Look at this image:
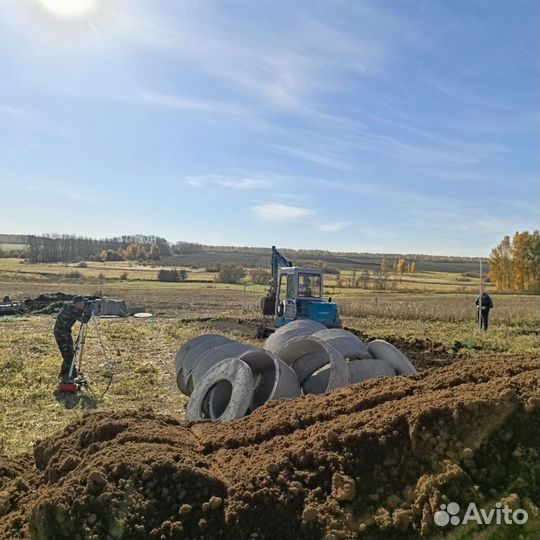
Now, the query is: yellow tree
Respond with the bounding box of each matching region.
[124,243,147,260]
[149,243,161,260]
[525,231,540,291]
[396,258,407,275]
[511,231,530,291]
[408,262,416,273]
[380,257,389,273]
[489,236,512,291]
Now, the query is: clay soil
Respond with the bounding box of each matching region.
[1,355,538,540]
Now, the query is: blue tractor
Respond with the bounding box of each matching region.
[260,246,341,329]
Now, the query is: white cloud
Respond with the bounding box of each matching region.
[133,90,247,117]
[1,176,100,203]
[319,222,349,232]
[0,104,35,119]
[272,144,354,171]
[109,3,396,111]
[253,203,314,221]
[187,175,271,190]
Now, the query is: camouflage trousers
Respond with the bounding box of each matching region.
[54,331,75,376]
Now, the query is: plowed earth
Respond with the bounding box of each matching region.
[1,355,538,540]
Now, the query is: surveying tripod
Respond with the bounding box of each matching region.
[58,314,112,394]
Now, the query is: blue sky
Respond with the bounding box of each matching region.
[0,0,537,256]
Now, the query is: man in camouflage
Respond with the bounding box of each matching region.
[54,296,91,381]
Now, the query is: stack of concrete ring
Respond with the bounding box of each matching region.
[175,320,418,422]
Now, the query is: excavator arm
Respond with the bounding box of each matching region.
[261,246,292,317]
[270,245,292,291]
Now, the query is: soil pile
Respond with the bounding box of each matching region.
[0,355,538,540]
[344,327,458,369]
[17,293,101,315]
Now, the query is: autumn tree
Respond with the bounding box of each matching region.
[250,268,271,285]
[489,236,513,291]
[99,249,124,262]
[526,231,540,291]
[124,243,147,260]
[489,231,539,292]
[396,258,407,275]
[149,243,161,260]
[374,258,392,290]
[217,263,246,284]
[511,231,530,290]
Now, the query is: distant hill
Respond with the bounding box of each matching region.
[0,234,27,245]
[0,233,485,273]
[162,249,484,274]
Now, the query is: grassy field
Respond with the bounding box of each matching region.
[0,258,538,456]
[161,249,484,273]
[0,243,25,252]
[0,257,489,293]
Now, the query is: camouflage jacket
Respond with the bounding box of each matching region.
[54,302,87,334]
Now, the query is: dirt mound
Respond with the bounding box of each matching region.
[1,355,538,540]
[16,292,101,315]
[344,327,459,370]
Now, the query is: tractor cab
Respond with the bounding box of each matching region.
[275,267,340,328]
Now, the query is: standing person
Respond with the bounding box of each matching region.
[54,296,91,381]
[475,292,493,331]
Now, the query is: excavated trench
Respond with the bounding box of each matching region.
[0,355,538,540]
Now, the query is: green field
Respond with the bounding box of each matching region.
[0,243,26,252]
[162,249,484,273]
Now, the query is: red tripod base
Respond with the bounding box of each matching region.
[57,382,81,393]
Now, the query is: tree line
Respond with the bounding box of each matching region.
[26,234,170,263]
[489,231,539,292]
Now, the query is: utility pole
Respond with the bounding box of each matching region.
[478,257,483,329]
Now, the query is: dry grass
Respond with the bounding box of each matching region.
[0,269,538,456]
[0,313,262,456]
[340,293,538,325]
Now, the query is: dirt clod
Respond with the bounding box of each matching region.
[331,473,356,502]
[302,506,318,522]
[179,504,191,516]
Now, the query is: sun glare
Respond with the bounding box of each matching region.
[38,0,96,18]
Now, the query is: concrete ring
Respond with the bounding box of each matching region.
[275,335,349,391]
[186,358,254,422]
[366,340,417,375]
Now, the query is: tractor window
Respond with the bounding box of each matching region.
[279,274,289,300]
[287,276,295,299]
[279,274,295,300]
[298,273,321,298]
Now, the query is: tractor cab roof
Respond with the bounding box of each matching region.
[278,266,323,275]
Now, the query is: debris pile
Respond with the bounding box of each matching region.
[1,292,141,317]
[0,355,538,540]
[177,320,418,421]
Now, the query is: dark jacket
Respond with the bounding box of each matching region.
[475,293,493,310]
[54,302,87,334]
